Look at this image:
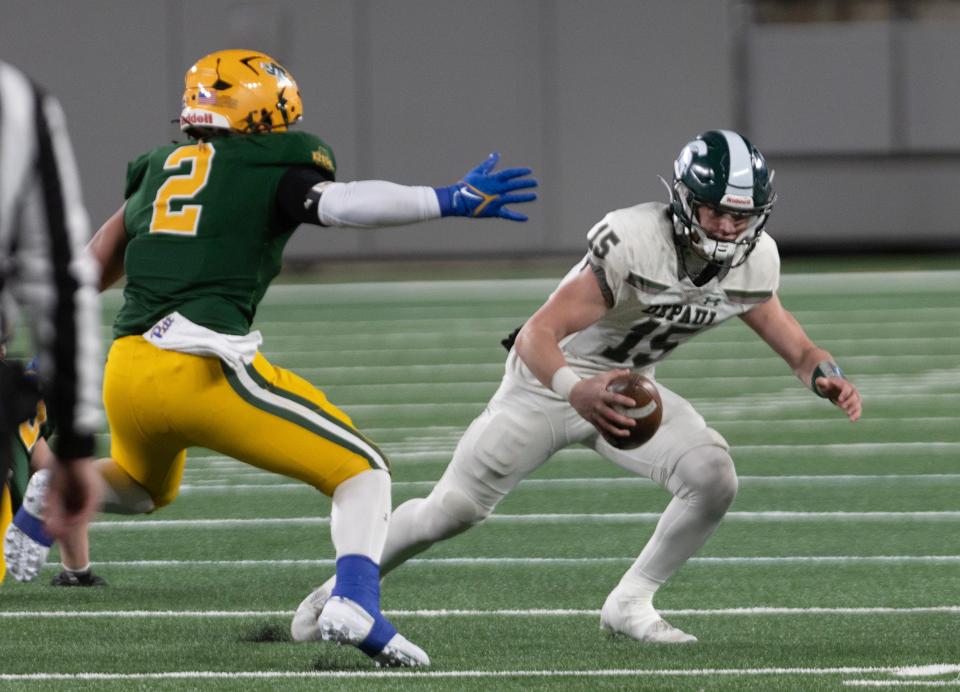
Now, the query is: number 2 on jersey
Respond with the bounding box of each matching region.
[149,143,215,235]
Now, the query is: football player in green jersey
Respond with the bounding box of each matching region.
[0,356,106,586]
[0,355,50,587]
[1,355,106,587]
[7,49,536,667]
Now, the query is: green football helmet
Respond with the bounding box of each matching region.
[670,130,776,272]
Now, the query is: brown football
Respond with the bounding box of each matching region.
[603,373,663,449]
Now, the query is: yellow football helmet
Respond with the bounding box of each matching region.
[180,49,303,134]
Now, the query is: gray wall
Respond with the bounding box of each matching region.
[2,1,958,261]
[745,16,960,249]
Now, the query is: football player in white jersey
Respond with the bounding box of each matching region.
[292,130,862,645]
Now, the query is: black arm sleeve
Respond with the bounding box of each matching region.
[275,166,335,226]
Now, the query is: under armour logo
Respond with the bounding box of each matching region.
[703,296,722,306]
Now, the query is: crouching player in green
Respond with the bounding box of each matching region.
[2,355,106,587]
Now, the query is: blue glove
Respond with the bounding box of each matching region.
[435,153,538,222]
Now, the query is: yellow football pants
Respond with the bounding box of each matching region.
[104,336,388,508]
[0,484,11,584]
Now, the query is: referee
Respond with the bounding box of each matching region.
[0,61,102,555]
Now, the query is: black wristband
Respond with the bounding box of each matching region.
[810,361,845,398]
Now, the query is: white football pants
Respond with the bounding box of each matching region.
[379,351,737,588]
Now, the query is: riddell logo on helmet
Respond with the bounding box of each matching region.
[181,112,214,125]
[721,194,753,208]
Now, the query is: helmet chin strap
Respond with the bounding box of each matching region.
[671,215,732,287]
[675,237,730,287]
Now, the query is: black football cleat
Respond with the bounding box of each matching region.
[50,569,107,587]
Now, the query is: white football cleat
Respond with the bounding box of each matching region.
[318,595,430,667]
[600,586,697,644]
[290,578,334,642]
[3,469,53,583]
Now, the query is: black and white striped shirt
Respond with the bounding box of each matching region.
[0,61,101,460]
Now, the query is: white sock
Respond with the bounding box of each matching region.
[329,469,391,561]
[319,491,464,595]
[616,569,663,607]
[62,562,92,575]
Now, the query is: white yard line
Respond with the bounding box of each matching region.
[257,350,957,363]
[174,474,960,492]
[287,360,960,377]
[87,511,960,530]
[229,440,960,467]
[2,664,959,682]
[250,326,960,339]
[42,555,960,568]
[845,681,960,688]
[180,271,945,301]
[383,443,960,462]
[2,607,958,619]
[359,417,957,436]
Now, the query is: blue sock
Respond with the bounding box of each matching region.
[12,507,53,547]
[330,554,397,657]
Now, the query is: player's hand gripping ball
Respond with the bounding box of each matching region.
[604,373,662,449]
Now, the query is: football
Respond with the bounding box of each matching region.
[604,373,663,449]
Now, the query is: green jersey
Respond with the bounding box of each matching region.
[115,131,336,337]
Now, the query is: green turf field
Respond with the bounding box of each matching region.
[1,267,959,690]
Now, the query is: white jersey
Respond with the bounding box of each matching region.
[557,201,779,376]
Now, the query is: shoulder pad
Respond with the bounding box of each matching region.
[723,233,781,304]
[226,132,337,180]
[124,145,176,199]
[271,132,337,179]
[586,202,675,305]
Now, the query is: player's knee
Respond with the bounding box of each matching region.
[675,446,738,518]
[697,448,738,517]
[432,486,491,534]
[96,459,156,515]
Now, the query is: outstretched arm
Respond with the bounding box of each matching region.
[277,153,537,228]
[514,267,638,440]
[740,295,862,421]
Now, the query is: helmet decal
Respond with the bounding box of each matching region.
[259,61,294,87]
[212,59,232,91]
[674,140,707,179]
[718,128,756,206]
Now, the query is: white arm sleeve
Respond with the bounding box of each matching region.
[314,180,442,228]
